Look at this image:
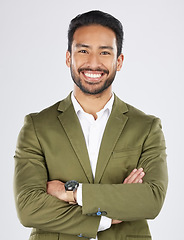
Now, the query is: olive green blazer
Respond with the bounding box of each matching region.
[14,93,168,240]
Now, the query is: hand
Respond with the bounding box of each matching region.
[47,180,69,202]
[111,219,122,224]
[123,168,145,184]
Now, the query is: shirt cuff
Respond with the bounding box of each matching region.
[76,183,83,206]
[98,216,111,232]
[76,183,111,232]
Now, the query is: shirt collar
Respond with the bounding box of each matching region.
[71,92,114,116]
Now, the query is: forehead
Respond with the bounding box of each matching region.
[72,25,117,48]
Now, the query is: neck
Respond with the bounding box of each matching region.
[73,86,113,119]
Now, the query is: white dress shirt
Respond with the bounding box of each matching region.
[71,93,114,240]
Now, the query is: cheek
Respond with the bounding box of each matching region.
[105,57,117,70]
[70,59,79,72]
[72,56,86,70]
[108,62,118,73]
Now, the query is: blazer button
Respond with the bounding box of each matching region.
[96,211,102,216]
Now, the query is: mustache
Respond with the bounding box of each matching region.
[78,68,109,75]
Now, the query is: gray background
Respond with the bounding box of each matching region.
[1,0,183,239]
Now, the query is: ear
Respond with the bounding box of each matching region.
[116,53,124,71]
[66,51,71,67]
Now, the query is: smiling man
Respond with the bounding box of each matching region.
[14,10,168,240]
[67,24,122,96]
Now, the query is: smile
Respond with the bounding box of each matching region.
[80,70,106,82]
[84,72,103,79]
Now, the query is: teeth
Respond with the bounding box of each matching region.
[84,73,102,78]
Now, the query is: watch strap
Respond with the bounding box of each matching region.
[66,191,77,204]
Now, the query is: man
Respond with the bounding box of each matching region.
[14,10,168,240]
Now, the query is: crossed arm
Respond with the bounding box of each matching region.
[47,168,145,225]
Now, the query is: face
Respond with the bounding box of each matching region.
[66,25,124,95]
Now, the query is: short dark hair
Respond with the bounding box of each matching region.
[67,10,124,57]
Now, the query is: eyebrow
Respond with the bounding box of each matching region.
[75,43,91,48]
[99,46,114,50]
[75,43,114,50]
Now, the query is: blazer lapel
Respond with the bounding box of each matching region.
[94,95,129,183]
[57,94,93,183]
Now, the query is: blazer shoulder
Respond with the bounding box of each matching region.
[115,95,156,120]
[117,99,161,131]
[26,93,72,123]
[124,102,157,121]
[29,101,61,120]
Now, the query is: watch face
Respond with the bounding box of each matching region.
[65,180,79,191]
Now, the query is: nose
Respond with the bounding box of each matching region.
[86,53,101,69]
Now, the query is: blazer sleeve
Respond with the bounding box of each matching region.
[82,118,168,221]
[14,114,100,239]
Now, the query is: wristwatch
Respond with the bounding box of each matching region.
[65,180,79,204]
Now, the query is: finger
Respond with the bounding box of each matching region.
[123,169,137,183]
[126,168,142,183]
[124,168,144,184]
[130,169,145,183]
[112,219,122,224]
[133,171,145,183]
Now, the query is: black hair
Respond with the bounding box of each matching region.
[67,10,124,57]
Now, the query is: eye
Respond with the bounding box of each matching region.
[79,49,88,54]
[101,51,111,55]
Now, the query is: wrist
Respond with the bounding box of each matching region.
[73,189,77,202]
[66,191,76,204]
[65,180,79,204]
